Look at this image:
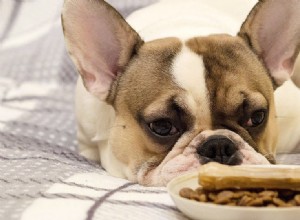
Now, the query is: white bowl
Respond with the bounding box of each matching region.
[167,167,300,220]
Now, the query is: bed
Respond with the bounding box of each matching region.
[0,0,299,219]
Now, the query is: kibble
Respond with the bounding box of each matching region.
[295,195,300,205]
[179,187,300,207]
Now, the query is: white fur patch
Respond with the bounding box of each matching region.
[275,80,300,153]
[171,44,211,125]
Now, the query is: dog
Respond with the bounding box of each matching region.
[62,0,300,186]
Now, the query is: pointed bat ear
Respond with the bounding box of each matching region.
[238,0,300,87]
[62,0,143,101]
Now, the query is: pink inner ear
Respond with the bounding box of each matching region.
[255,1,300,85]
[75,12,122,74]
[63,0,128,99]
[282,57,294,72]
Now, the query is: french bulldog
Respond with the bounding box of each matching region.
[62,0,300,186]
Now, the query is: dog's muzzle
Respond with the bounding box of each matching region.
[197,135,242,165]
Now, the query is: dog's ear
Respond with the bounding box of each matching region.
[238,0,300,87]
[62,0,143,101]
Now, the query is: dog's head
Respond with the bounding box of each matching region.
[62,0,300,185]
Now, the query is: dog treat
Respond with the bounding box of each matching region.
[198,163,300,191]
[179,163,300,207]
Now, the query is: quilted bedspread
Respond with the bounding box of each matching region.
[0,0,299,220]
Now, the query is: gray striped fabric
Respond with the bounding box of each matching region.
[0,0,299,220]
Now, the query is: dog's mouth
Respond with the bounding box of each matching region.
[136,129,270,186]
[198,152,243,166]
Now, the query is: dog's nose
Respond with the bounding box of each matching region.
[197,135,239,165]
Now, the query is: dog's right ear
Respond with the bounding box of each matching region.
[238,0,300,88]
[62,0,143,101]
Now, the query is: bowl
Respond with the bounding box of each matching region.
[167,166,300,220]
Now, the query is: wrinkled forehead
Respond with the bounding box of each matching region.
[185,34,273,91]
[117,35,274,116]
[180,35,274,115]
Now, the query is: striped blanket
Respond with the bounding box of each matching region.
[0,0,299,220]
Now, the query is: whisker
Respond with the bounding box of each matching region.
[108,124,126,130]
[275,116,300,119]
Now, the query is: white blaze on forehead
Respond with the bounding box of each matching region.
[171,44,211,125]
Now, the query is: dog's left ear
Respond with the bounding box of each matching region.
[238,0,300,87]
[62,0,143,101]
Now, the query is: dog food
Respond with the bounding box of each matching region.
[180,187,300,207]
[179,163,300,207]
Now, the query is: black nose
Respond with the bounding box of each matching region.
[197,135,240,165]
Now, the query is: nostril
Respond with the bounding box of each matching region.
[199,145,216,158]
[197,135,238,164]
[224,142,236,156]
[197,143,212,158]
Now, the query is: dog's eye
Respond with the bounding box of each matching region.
[149,119,178,136]
[246,110,266,127]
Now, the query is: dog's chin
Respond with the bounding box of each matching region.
[136,146,270,186]
[137,153,201,186]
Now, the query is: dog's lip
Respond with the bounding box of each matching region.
[198,151,242,165]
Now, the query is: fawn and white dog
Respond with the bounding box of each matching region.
[62,0,300,186]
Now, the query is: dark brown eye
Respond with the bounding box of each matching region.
[149,119,178,136]
[246,110,266,127]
